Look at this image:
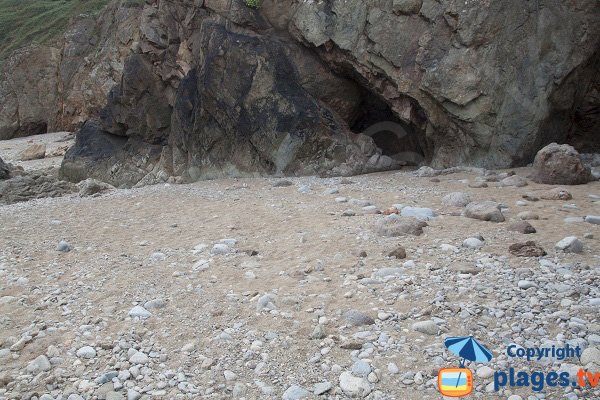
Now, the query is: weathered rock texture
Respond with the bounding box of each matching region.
[0,156,10,180]
[7,0,596,186]
[0,2,142,140]
[530,143,594,185]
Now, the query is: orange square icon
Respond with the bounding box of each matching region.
[438,368,473,397]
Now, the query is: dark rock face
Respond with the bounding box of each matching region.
[530,143,594,185]
[62,1,380,186]
[0,156,10,180]
[55,0,600,186]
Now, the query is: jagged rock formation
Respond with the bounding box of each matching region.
[0,2,141,140]
[0,156,10,180]
[4,0,599,186]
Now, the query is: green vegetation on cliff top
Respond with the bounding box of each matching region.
[0,0,111,65]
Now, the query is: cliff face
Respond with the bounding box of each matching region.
[3,0,599,186]
[0,2,141,140]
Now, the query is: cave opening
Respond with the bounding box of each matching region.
[347,87,428,166]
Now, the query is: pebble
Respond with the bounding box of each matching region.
[129,351,149,364]
[400,206,437,220]
[128,306,151,320]
[442,192,472,207]
[343,310,375,326]
[462,237,484,249]
[555,236,583,253]
[338,372,371,398]
[518,280,536,289]
[282,385,310,399]
[351,360,372,377]
[211,243,230,255]
[412,320,439,335]
[313,381,332,395]
[76,346,97,359]
[56,240,72,252]
[585,215,600,225]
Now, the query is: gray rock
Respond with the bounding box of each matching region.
[129,351,149,364]
[374,214,428,237]
[555,236,583,253]
[463,201,505,222]
[105,393,125,400]
[508,221,536,234]
[26,355,51,373]
[351,361,372,377]
[76,346,97,359]
[144,298,167,310]
[500,175,528,187]
[412,320,439,335]
[282,385,310,400]
[56,240,72,252]
[400,206,437,220]
[392,0,422,14]
[313,381,333,395]
[128,306,151,320]
[442,192,472,207]
[462,238,484,249]
[585,215,600,225]
[256,294,277,312]
[127,390,142,400]
[581,347,599,366]
[77,178,114,197]
[338,371,371,398]
[518,280,536,289]
[211,243,230,255]
[343,310,375,326]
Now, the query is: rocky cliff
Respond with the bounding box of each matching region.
[2,0,599,186]
[0,1,141,140]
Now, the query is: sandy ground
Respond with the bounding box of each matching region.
[0,133,599,400]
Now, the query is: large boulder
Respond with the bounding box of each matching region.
[0,171,77,204]
[530,143,594,185]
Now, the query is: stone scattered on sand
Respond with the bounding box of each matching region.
[343,310,375,326]
[374,214,427,237]
[508,221,536,234]
[77,178,115,197]
[500,175,528,187]
[509,241,547,257]
[19,143,46,161]
[555,237,583,254]
[531,143,594,185]
[412,320,439,336]
[387,246,407,259]
[442,192,472,207]
[463,201,505,222]
[540,187,573,200]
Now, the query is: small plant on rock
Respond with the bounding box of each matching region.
[244,0,261,9]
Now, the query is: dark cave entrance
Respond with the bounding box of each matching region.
[539,49,600,157]
[348,87,428,166]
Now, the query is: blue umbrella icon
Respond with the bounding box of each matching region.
[444,336,493,388]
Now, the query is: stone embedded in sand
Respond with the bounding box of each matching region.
[26,355,51,373]
[508,221,536,234]
[555,237,583,253]
[509,241,547,257]
[442,192,472,207]
[584,216,600,225]
[343,310,375,327]
[540,187,572,200]
[531,143,594,185]
[77,178,114,197]
[128,306,151,320]
[387,246,406,259]
[517,211,539,220]
[412,320,439,335]
[256,294,277,312]
[400,206,437,221]
[272,180,293,187]
[462,237,484,249]
[282,385,310,400]
[463,201,505,222]
[76,346,97,359]
[374,214,427,237]
[500,175,528,187]
[19,143,46,161]
[56,240,72,252]
[338,372,371,398]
